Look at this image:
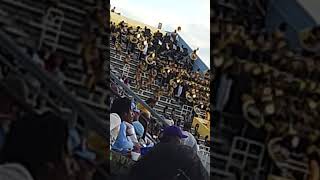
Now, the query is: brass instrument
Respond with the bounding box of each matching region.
[146,52,156,65]
[140,36,146,42]
[170,79,177,88]
[151,69,157,77]
[141,62,148,71]
[186,91,193,102]
[242,98,264,128]
[137,42,145,51]
[190,48,199,60]
[129,34,138,44]
[161,66,170,76]
[190,52,198,60]
[193,105,202,117]
[115,41,121,50]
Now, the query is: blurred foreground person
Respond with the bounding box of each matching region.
[122,143,209,180]
[181,123,199,152]
[0,74,28,150]
[159,125,188,145]
[0,112,72,180]
[111,97,140,154]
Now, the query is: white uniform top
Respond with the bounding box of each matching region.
[143,43,148,55]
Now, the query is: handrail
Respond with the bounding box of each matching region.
[110,72,169,127]
[0,29,106,139]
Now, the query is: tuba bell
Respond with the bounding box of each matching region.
[190,48,199,60]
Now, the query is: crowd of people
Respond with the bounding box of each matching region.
[110,20,210,116]
[109,96,209,180]
[213,0,320,178]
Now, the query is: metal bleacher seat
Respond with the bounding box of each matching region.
[0,0,112,120]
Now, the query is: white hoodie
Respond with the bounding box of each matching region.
[0,163,34,180]
[110,113,121,145]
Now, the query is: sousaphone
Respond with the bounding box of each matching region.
[146,52,156,65]
[129,34,138,44]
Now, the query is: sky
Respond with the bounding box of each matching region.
[110,0,210,68]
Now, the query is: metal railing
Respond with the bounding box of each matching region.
[110,72,170,127]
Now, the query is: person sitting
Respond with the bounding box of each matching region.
[111,97,140,154]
